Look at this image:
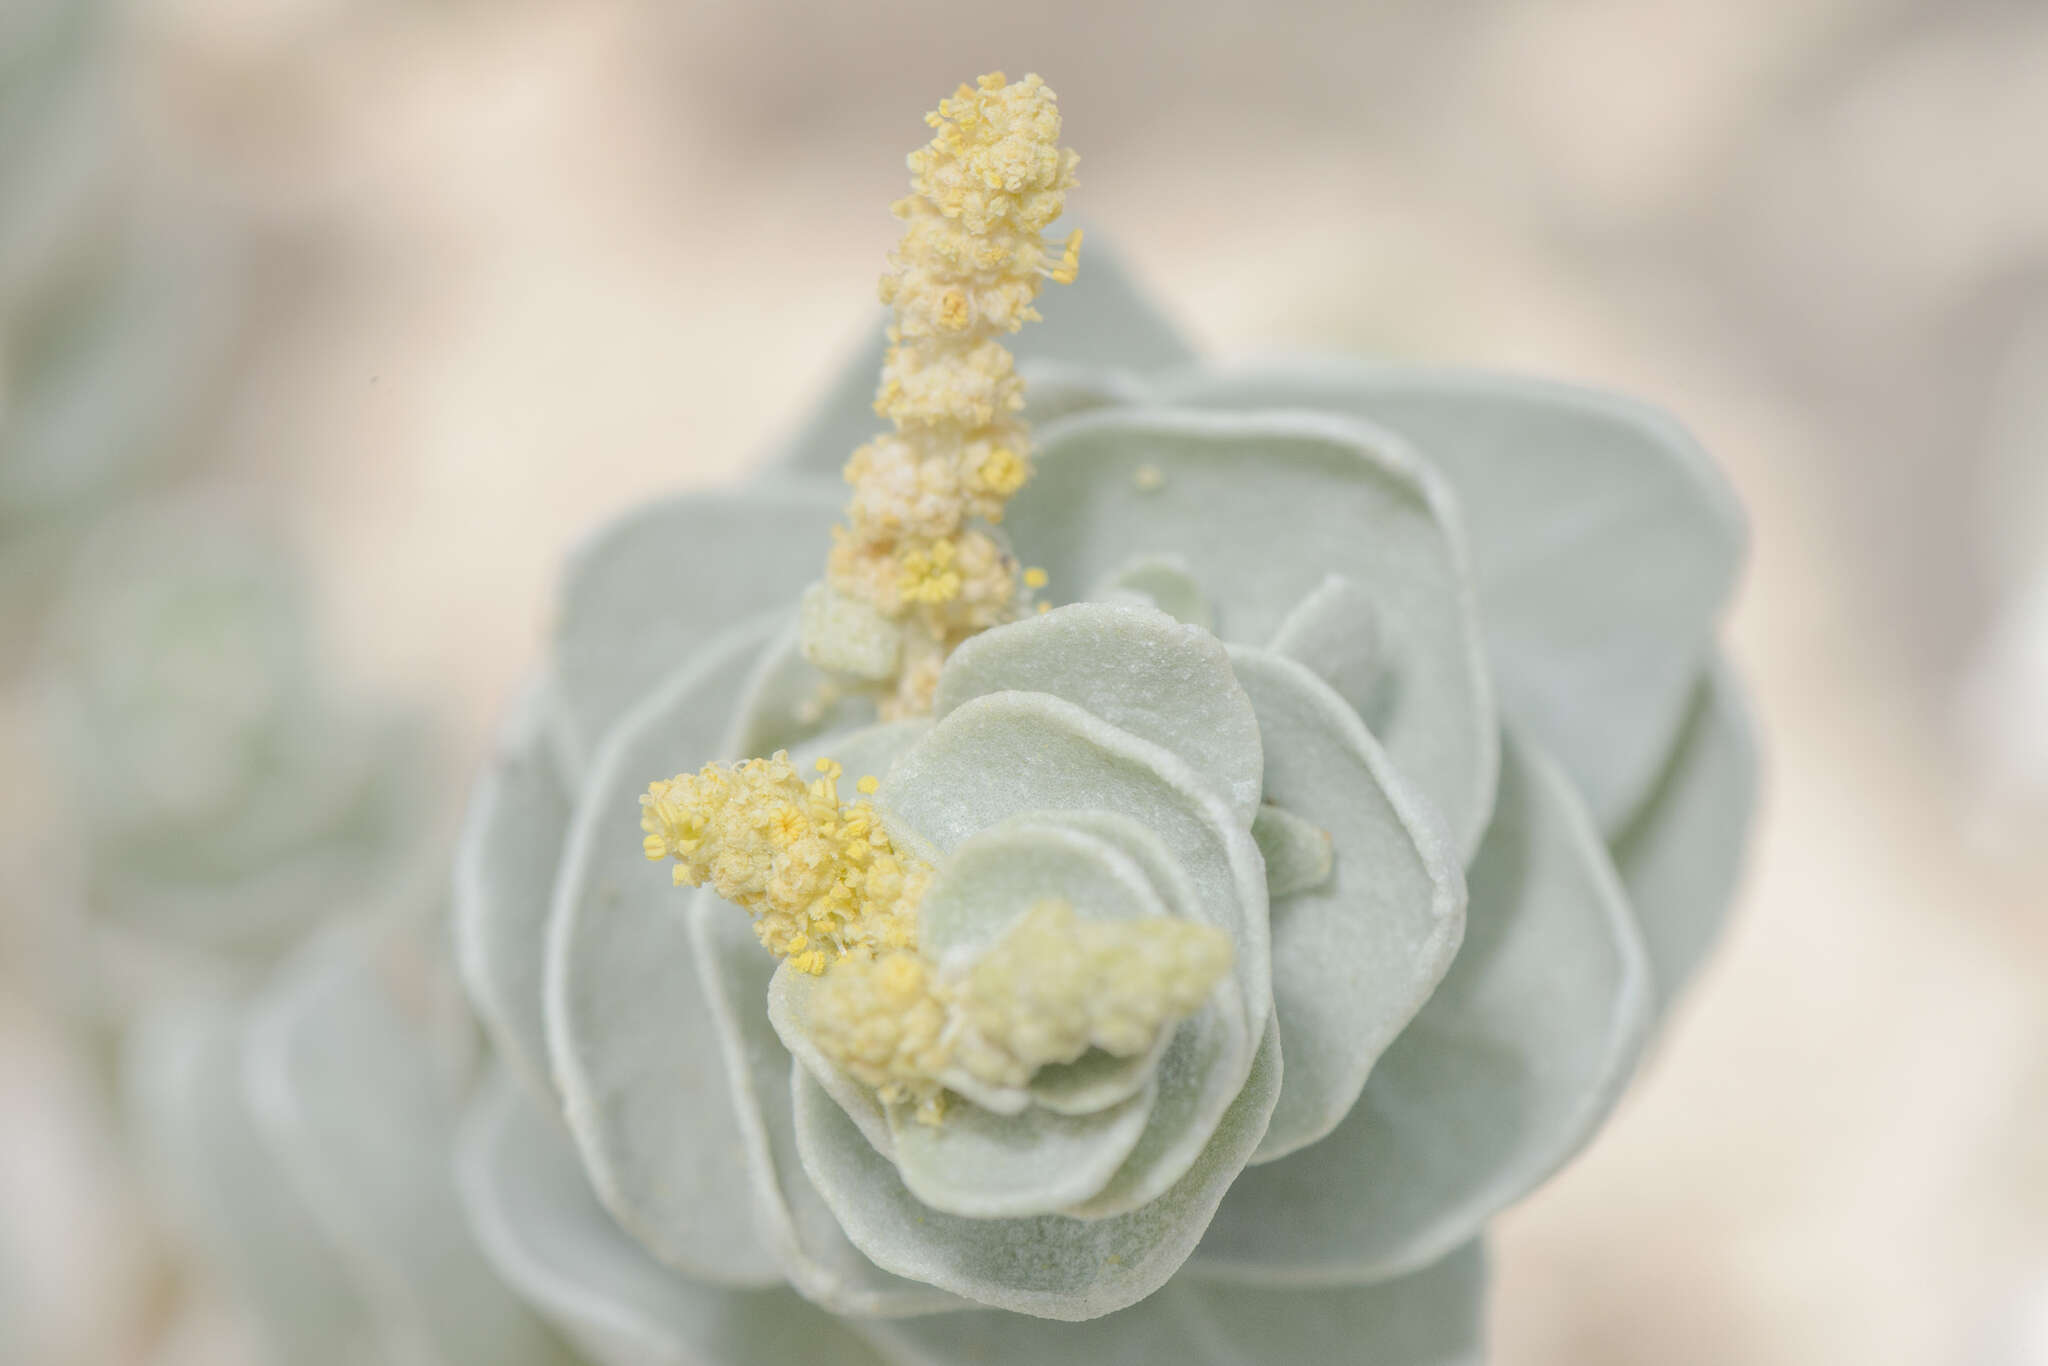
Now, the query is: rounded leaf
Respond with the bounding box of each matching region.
[1006,406,1497,858]
[456,1071,886,1366]
[551,486,841,773]
[545,618,785,1287]
[1161,360,1745,832]
[1193,731,1652,1284]
[1226,648,1467,1161]
[933,602,1264,827]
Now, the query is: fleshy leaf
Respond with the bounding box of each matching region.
[544,618,784,1287]
[455,1071,887,1366]
[1611,659,1759,1009]
[794,1019,1281,1321]
[1227,648,1466,1161]
[242,925,571,1366]
[691,890,968,1318]
[881,690,1269,1050]
[932,602,1264,827]
[1268,573,1383,724]
[1250,803,1333,899]
[1192,731,1652,1283]
[1005,407,1497,858]
[885,1083,1155,1220]
[1177,1242,1487,1365]
[916,812,1172,962]
[1088,553,1215,632]
[1017,359,1156,426]
[770,965,918,1150]
[550,485,839,773]
[1161,360,1745,832]
[859,1242,1485,1366]
[799,582,901,683]
[856,1279,1220,1366]
[724,619,881,760]
[455,680,573,1105]
[766,232,1197,480]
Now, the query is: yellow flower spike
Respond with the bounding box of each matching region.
[640,751,928,972]
[808,72,1081,717]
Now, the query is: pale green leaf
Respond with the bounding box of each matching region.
[1611,658,1759,1010]
[1161,360,1745,833]
[455,681,573,1106]
[455,1071,886,1366]
[1227,648,1466,1161]
[1005,407,1497,858]
[793,1020,1280,1321]
[933,602,1264,827]
[550,486,838,773]
[545,618,784,1287]
[1192,731,1651,1283]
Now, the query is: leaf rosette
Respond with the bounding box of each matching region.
[448,225,1757,1360]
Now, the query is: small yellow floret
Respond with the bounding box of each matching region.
[810,900,1232,1121]
[1022,566,1048,590]
[640,751,928,971]
[805,72,1081,715]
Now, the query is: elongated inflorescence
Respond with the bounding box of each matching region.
[809,72,1080,718]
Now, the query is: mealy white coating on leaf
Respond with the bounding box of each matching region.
[1061,983,1246,1219]
[991,806,1252,1208]
[454,1071,889,1366]
[799,581,902,683]
[1089,552,1215,632]
[544,618,784,1288]
[1249,803,1333,900]
[1190,731,1652,1285]
[455,678,573,1108]
[549,484,842,775]
[690,890,970,1318]
[793,1019,1281,1321]
[882,691,1269,1054]
[915,814,1170,962]
[764,231,1198,482]
[1267,573,1382,724]
[1174,1241,1487,1366]
[885,1081,1156,1219]
[242,924,571,1366]
[1024,1040,1171,1117]
[1227,647,1467,1162]
[726,619,881,761]
[1004,406,1498,859]
[1158,359,1745,834]
[123,998,377,1366]
[1610,658,1759,1010]
[932,602,1264,826]
[769,965,912,1150]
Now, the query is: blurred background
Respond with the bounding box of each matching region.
[2,0,2045,1362]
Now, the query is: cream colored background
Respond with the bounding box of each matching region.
[5,1,2047,1362]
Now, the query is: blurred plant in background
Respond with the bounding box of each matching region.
[0,0,238,649]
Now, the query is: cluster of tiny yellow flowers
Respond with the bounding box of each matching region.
[640,754,926,975]
[641,74,1229,1127]
[811,900,1233,1121]
[818,71,1081,717]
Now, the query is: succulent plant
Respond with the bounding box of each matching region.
[0,0,240,648]
[442,71,1758,1363]
[36,504,428,1002]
